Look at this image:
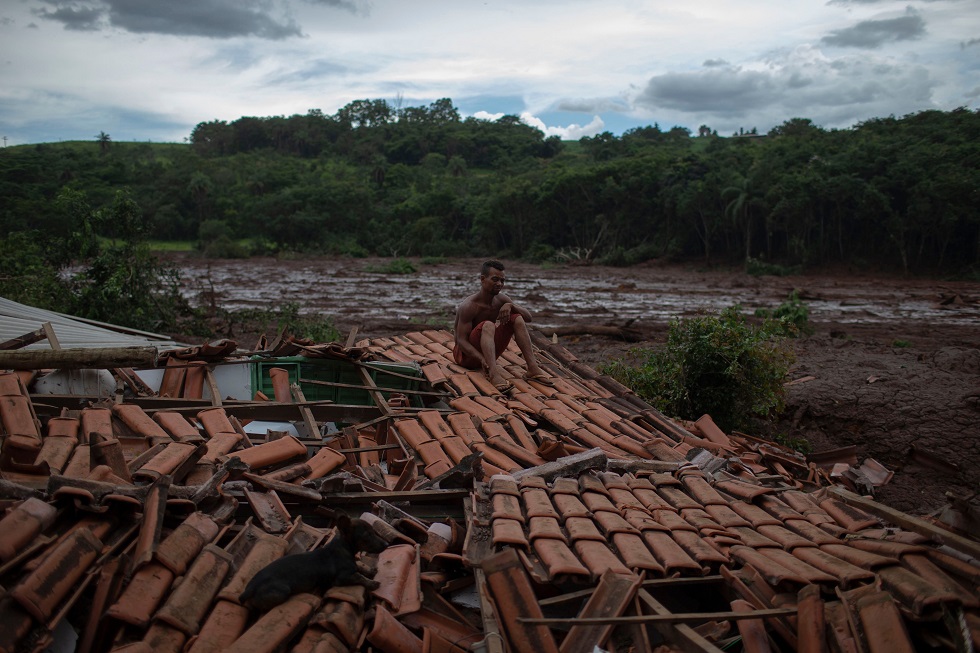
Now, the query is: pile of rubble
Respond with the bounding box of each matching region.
[0,327,977,653]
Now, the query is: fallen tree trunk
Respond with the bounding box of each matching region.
[0,346,160,370]
[533,324,645,342]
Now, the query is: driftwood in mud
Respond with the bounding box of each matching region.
[0,346,159,370]
[533,323,645,342]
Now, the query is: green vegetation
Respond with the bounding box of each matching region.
[892,339,912,348]
[600,306,795,432]
[754,290,813,336]
[366,258,418,274]
[2,100,979,336]
[215,305,339,346]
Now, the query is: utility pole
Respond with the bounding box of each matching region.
[2,136,7,147]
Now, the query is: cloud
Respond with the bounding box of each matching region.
[555,98,629,113]
[301,0,366,15]
[828,0,948,4]
[638,67,775,113]
[821,9,926,48]
[472,111,606,140]
[703,58,729,68]
[633,46,938,129]
[32,0,304,39]
[962,38,980,49]
[34,4,105,31]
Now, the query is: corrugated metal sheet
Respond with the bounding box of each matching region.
[0,297,184,350]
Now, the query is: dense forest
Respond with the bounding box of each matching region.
[2,99,979,278]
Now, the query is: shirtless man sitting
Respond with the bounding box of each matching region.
[453,260,553,392]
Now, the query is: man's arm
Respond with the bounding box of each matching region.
[495,294,532,323]
[454,300,485,362]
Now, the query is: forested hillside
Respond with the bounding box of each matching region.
[2,99,978,275]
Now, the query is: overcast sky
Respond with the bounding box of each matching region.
[1,0,977,146]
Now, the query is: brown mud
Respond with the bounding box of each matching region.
[172,254,980,516]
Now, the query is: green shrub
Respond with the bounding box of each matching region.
[227,302,340,344]
[746,257,802,277]
[366,258,417,274]
[524,243,556,264]
[202,235,249,259]
[0,232,74,312]
[600,305,794,432]
[892,339,911,348]
[754,290,813,337]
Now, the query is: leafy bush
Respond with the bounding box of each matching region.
[892,339,911,348]
[0,232,74,312]
[202,236,249,259]
[523,243,556,264]
[366,258,417,274]
[599,242,660,267]
[754,290,813,336]
[600,305,794,432]
[224,302,340,344]
[746,257,802,277]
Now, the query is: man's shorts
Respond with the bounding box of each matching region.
[453,314,518,369]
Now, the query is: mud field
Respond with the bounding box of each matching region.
[173,255,980,516]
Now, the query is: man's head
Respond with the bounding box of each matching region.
[480,260,506,295]
[481,260,504,277]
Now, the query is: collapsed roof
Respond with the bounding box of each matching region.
[0,322,978,653]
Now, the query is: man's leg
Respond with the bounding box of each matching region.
[479,322,508,386]
[511,315,548,378]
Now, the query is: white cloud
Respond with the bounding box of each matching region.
[0,0,977,144]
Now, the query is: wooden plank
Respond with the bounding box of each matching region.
[827,486,980,560]
[290,384,321,439]
[344,326,359,349]
[0,327,47,351]
[41,322,62,350]
[299,376,449,398]
[560,571,643,653]
[474,567,506,653]
[317,488,469,504]
[637,589,725,653]
[522,607,798,626]
[358,366,393,415]
[204,367,222,407]
[539,576,726,608]
[0,346,159,370]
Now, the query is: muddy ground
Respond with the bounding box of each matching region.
[173,254,980,516]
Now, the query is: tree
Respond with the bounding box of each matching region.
[96,131,111,155]
[724,175,757,263]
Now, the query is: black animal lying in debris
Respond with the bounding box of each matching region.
[240,514,389,611]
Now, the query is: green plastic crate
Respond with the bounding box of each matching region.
[250,356,422,407]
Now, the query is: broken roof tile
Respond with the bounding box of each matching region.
[372,543,422,616]
[155,544,234,635]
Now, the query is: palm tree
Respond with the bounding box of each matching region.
[724,175,755,264]
[96,131,111,155]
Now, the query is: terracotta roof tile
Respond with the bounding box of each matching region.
[492,518,529,548]
[107,561,176,627]
[366,604,424,653]
[641,530,703,575]
[373,544,422,616]
[2,327,977,653]
[565,516,606,542]
[522,487,560,518]
[222,592,321,653]
[853,589,917,653]
[791,547,876,588]
[155,544,234,635]
[186,600,250,653]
